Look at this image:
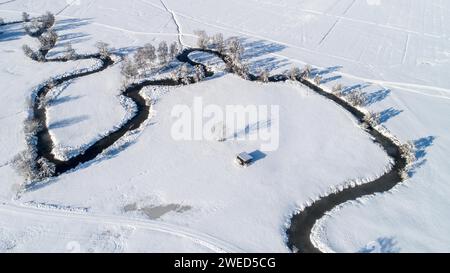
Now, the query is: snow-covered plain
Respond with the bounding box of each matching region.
[0,0,449,252]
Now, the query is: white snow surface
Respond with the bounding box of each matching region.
[21,75,389,252]
[46,63,130,160]
[0,0,449,252]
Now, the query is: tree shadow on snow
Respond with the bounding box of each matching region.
[341,82,371,96]
[0,22,25,43]
[53,18,93,32]
[365,89,391,106]
[378,107,403,124]
[239,38,289,74]
[48,115,89,130]
[50,95,84,106]
[310,65,343,78]
[409,136,436,177]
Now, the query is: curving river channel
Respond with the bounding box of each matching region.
[26,46,408,253]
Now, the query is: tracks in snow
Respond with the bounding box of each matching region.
[0,202,243,253]
[159,0,185,47]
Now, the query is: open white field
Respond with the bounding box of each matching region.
[21,75,389,252]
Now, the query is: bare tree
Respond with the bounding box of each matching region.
[157,41,169,64]
[399,141,416,179]
[63,43,76,61]
[178,64,190,85]
[225,59,249,79]
[224,38,249,78]
[12,150,37,182]
[346,89,366,107]
[364,111,381,127]
[288,67,301,81]
[96,41,111,59]
[121,57,138,79]
[212,33,224,53]
[13,149,55,182]
[37,157,56,178]
[38,29,58,55]
[134,43,157,70]
[169,42,180,60]
[314,75,322,85]
[194,30,209,49]
[331,83,343,95]
[24,11,55,37]
[134,47,149,70]
[144,43,157,62]
[169,70,179,82]
[301,64,312,79]
[24,19,44,37]
[226,37,244,60]
[41,11,55,30]
[258,70,269,83]
[22,44,35,58]
[23,118,42,136]
[22,12,30,22]
[193,65,205,82]
[22,44,44,61]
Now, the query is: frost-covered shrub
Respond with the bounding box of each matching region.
[0,18,4,25]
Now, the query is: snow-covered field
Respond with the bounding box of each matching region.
[1,0,449,252]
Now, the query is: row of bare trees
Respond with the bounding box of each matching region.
[169,63,206,85]
[22,11,57,61]
[193,30,251,78]
[21,11,114,62]
[13,113,56,183]
[121,41,181,81]
[23,11,55,37]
